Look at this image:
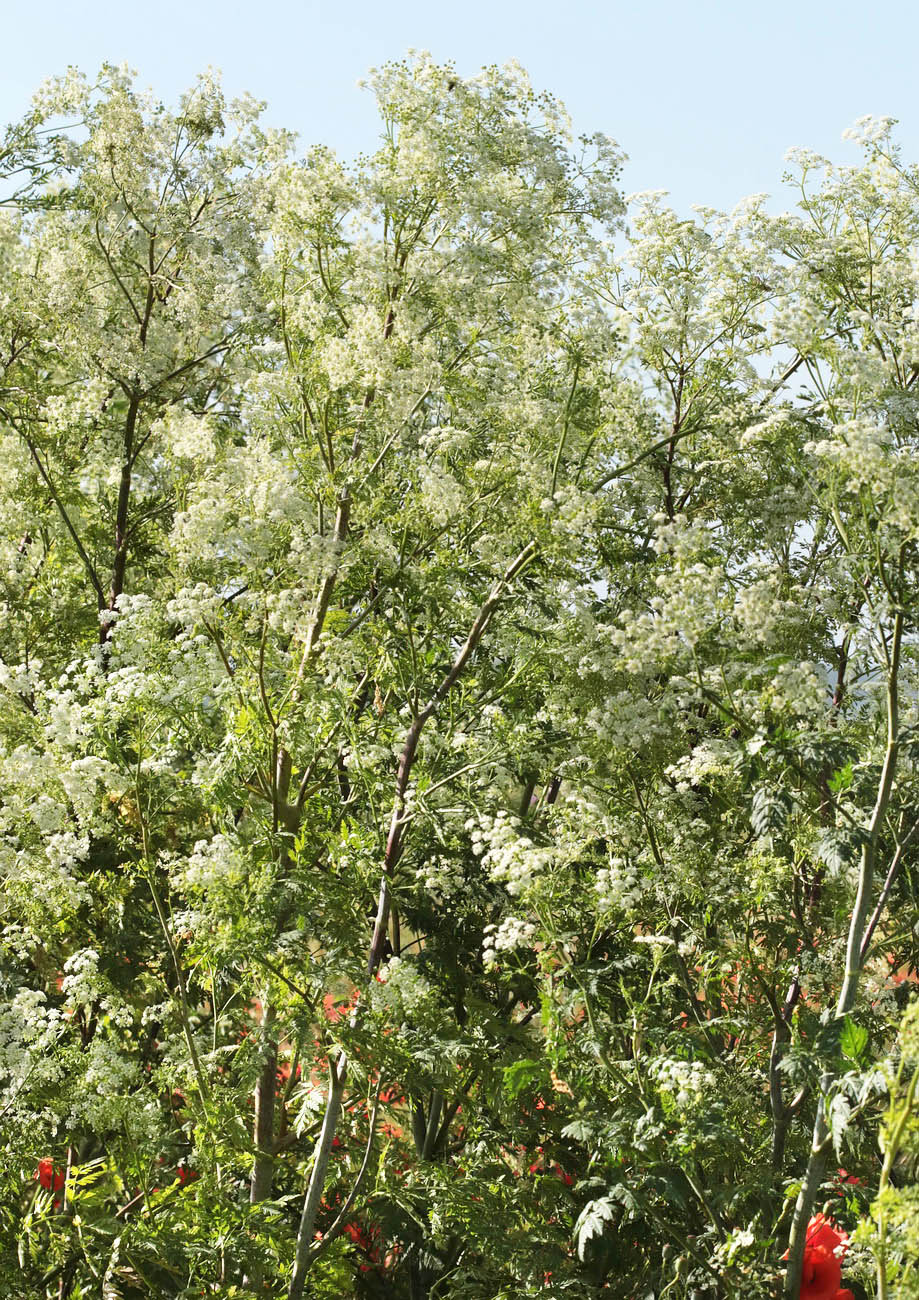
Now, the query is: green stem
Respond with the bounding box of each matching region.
[784,610,903,1297]
[877,1062,919,1300]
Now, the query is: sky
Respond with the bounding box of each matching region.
[4,0,918,215]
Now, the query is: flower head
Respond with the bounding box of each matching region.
[806,1213,849,1257]
[35,1159,65,1193]
[800,1244,840,1300]
[795,1215,850,1300]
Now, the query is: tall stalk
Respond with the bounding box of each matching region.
[784,610,903,1297]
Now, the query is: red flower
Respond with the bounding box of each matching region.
[807,1214,849,1257]
[800,1245,840,1300]
[794,1215,849,1300]
[176,1165,198,1187]
[35,1159,65,1193]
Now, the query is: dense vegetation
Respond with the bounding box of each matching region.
[1,56,919,1300]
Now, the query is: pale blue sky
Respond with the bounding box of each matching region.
[5,0,917,213]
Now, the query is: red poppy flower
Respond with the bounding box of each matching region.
[343,1221,363,1244]
[790,1216,849,1300]
[35,1159,65,1193]
[800,1244,841,1300]
[807,1214,849,1257]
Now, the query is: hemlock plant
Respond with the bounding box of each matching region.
[0,56,917,1300]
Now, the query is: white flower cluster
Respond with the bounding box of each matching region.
[649,512,710,560]
[48,829,91,871]
[319,303,391,391]
[582,690,669,754]
[769,292,829,354]
[416,855,465,903]
[104,593,162,685]
[0,659,42,702]
[3,825,91,915]
[482,916,537,967]
[60,947,102,1007]
[841,115,896,146]
[807,419,892,496]
[61,947,133,1030]
[418,425,473,457]
[43,681,93,749]
[417,463,466,527]
[31,66,91,116]
[540,483,600,536]
[179,835,245,893]
[648,1056,714,1108]
[169,442,309,571]
[155,409,216,463]
[82,1039,135,1097]
[734,575,784,645]
[665,740,740,792]
[609,561,728,671]
[371,956,437,1018]
[468,811,553,896]
[60,760,116,829]
[0,988,64,1090]
[595,857,645,913]
[770,660,826,717]
[166,584,226,628]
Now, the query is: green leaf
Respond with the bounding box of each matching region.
[839,1017,869,1064]
[828,762,854,794]
[816,828,867,877]
[502,1058,544,1099]
[574,1197,617,1259]
[561,1118,595,1142]
[750,785,792,838]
